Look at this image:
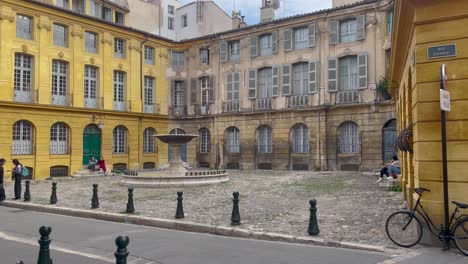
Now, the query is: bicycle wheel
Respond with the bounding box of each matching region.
[386,211,423,247]
[453,218,468,256]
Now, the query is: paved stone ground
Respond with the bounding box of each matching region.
[3,170,405,247]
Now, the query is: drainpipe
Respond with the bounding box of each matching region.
[139,35,149,168]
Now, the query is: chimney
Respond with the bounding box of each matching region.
[232,11,247,29]
[260,0,275,22]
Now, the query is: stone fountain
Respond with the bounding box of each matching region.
[121,134,229,188]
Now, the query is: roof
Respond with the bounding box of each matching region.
[103,0,129,11]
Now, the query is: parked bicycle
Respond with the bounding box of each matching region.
[385,187,468,255]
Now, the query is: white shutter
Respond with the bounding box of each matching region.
[329,21,339,45]
[328,57,338,92]
[308,22,316,48]
[357,14,366,40]
[234,72,240,100]
[282,64,291,95]
[358,53,368,89]
[309,60,317,94]
[250,36,258,58]
[284,29,292,51]
[227,73,233,101]
[248,69,256,99]
[272,31,279,54]
[272,65,279,96]
[220,41,228,62]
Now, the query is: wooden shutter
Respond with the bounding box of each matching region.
[308,22,316,48]
[171,80,175,105]
[272,31,279,54]
[272,65,279,96]
[190,78,197,104]
[227,73,233,101]
[329,21,339,45]
[248,69,256,99]
[250,36,258,58]
[309,60,317,94]
[234,72,240,100]
[219,41,228,62]
[209,75,215,103]
[181,80,187,105]
[358,53,368,89]
[284,29,292,52]
[357,14,366,40]
[282,64,291,95]
[328,57,337,92]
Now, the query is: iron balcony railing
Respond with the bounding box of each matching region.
[143,103,161,114]
[225,144,240,154]
[11,141,33,155]
[51,92,73,106]
[194,104,211,115]
[223,100,240,113]
[113,100,131,112]
[291,144,310,154]
[49,142,69,155]
[13,89,38,104]
[169,105,188,117]
[252,98,272,110]
[336,90,361,105]
[287,95,309,108]
[84,97,104,109]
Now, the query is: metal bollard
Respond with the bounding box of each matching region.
[114,236,130,264]
[231,192,241,225]
[91,184,99,209]
[175,192,184,219]
[126,188,135,213]
[37,226,53,264]
[24,180,31,202]
[307,199,320,236]
[49,182,57,205]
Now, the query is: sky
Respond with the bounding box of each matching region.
[177,0,333,25]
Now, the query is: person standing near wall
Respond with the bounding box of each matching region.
[11,159,22,199]
[0,158,5,201]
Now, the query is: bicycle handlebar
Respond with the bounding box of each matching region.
[415,187,431,195]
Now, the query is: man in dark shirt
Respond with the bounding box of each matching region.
[0,158,5,201]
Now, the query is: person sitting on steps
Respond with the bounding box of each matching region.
[88,156,97,171]
[376,155,401,183]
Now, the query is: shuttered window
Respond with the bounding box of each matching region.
[292,124,309,153]
[227,72,240,101]
[200,77,210,105]
[50,122,68,155]
[85,31,98,53]
[338,122,360,154]
[259,34,272,56]
[339,56,358,91]
[293,62,309,95]
[256,126,272,153]
[16,15,33,40]
[387,8,394,35]
[144,46,154,65]
[225,127,240,153]
[294,27,308,50]
[53,24,68,47]
[258,68,273,98]
[113,126,127,154]
[229,41,240,61]
[340,19,357,43]
[143,128,156,153]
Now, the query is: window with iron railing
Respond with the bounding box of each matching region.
[84,65,99,108]
[113,71,126,111]
[51,60,69,106]
[113,126,127,154]
[225,127,240,153]
[292,124,309,153]
[143,127,156,153]
[144,76,155,113]
[338,121,360,154]
[50,122,69,155]
[16,15,33,40]
[12,120,33,155]
[14,53,33,102]
[256,125,272,153]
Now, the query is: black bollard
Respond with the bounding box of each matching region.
[24,180,31,202]
[126,188,135,213]
[175,191,184,219]
[114,236,130,264]
[91,184,99,209]
[231,192,241,225]
[307,199,320,236]
[49,182,57,205]
[37,226,53,264]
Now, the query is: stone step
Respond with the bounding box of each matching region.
[73,169,103,177]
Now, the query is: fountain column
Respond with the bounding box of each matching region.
[167,143,188,176]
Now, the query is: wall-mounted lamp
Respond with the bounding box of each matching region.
[92,114,104,129]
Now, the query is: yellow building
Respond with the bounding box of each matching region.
[0,0,171,179]
[390,0,468,229]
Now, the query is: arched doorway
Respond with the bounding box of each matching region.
[168,128,187,162]
[382,119,397,162]
[83,124,101,165]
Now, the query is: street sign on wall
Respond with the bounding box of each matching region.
[428,44,456,59]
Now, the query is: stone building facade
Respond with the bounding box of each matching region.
[167,0,396,171]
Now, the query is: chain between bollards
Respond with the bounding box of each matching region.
[115,236,130,264]
[126,188,135,213]
[231,191,241,225]
[175,191,184,219]
[91,184,99,209]
[307,199,320,236]
[49,182,57,205]
[24,180,31,202]
[37,226,53,264]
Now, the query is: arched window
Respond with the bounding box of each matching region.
[338,121,360,154]
[143,128,156,153]
[225,127,240,153]
[256,125,272,153]
[293,62,309,95]
[113,126,127,154]
[50,122,69,155]
[170,128,185,135]
[198,128,211,153]
[292,124,309,153]
[12,120,33,155]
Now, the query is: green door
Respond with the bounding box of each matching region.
[83,124,101,164]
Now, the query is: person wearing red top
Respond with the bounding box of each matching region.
[97,156,107,175]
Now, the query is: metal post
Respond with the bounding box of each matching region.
[49,182,57,205]
[37,226,53,264]
[231,192,241,225]
[175,192,184,219]
[114,236,129,264]
[126,188,135,213]
[24,180,31,202]
[91,184,99,209]
[440,64,450,248]
[307,199,320,235]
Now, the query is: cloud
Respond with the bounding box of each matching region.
[177,0,332,25]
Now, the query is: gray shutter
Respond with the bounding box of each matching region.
[227,73,233,101]
[190,78,197,104]
[329,21,339,45]
[328,57,338,92]
[272,65,279,96]
[272,31,279,54]
[220,41,228,62]
[282,64,291,95]
[171,80,175,106]
[209,75,215,103]
[250,36,258,58]
[284,28,292,51]
[308,22,316,48]
[356,14,366,40]
[309,60,317,94]
[182,80,187,105]
[234,72,240,100]
[358,53,368,89]
[248,69,256,99]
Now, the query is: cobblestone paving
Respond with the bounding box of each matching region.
[3,171,404,247]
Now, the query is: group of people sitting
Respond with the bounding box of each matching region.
[88,156,107,175]
[376,155,401,183]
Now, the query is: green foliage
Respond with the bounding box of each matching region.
[377,77,391,100]
[391,184,402,192]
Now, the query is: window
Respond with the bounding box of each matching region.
[102,6,112,22]
[172,52,184,68]
[72,0,85,14]
[12,120,33,155]
[172,81,185,108]
[293,62,309,95]
[113,71,125,110]
[144,76,154,108]
[340,19,357,43]
[294,27,308,50]
[200,48,209,66]
[143,128,156,153]
[115,12,124,25]
[85,32,98,53]
[198,128,210,153]
[16,15,33,40]
[14,53,33,101]
[181,14,188,27]
[225,127,240,153]
[387,8,394,35]
[51,60,69,105]
[226,72,240,101]
[89,0,101,18]
[53,24,68,47]
[258,68,273,98]
[168,5,174,14]
[84,65,98,107]
[259,34,272,56]
[292,124,309,153]
[168,17,174,30]
[50,122,69,155]
[200,77,210,106]
[228,41,240,61]
[256,125,272,153]
[338,121,360,154]
[56,0,70,9]
[144,46,155,65]
[339,56,358,91]
[113,126,127,154]
[114,38,125,58]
